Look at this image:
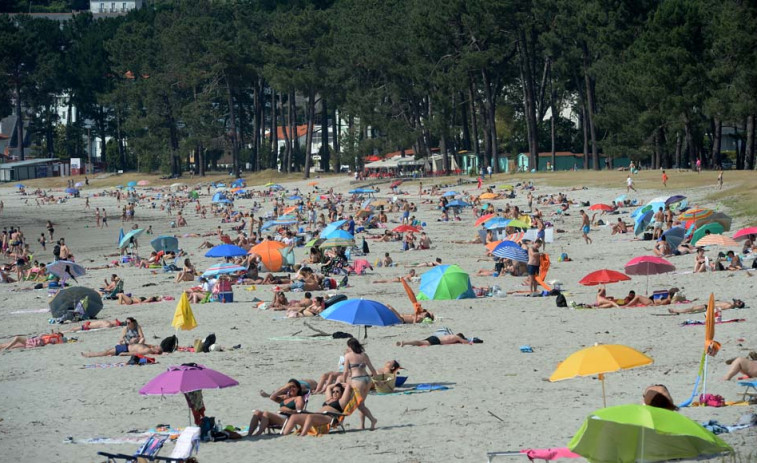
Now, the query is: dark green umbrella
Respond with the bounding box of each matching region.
[49,287,103,319]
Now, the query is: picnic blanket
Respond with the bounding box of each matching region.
[681,318,746,326]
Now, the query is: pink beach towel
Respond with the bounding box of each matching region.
[521,448,581,461]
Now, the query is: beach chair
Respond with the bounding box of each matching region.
[103,280,125,300]
[167,427,201,461]
[738,379,757,403]
[287,389,363,436]
[267,391,311,434]
[97,433,169,462]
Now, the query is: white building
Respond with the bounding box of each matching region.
[90,0,143,14]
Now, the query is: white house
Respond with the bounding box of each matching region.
[90,0,143,14]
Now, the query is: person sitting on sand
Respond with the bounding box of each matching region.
[596,286,621,309]
[406,257,442,268]
[381,252,394,267]
[723,356,757,380]
[643,384,678,411]
[397,333,471,347]
[694,248,707,273]
[386,304,434,324]
[270,291,290,310]
[287,296,325,318]
[611,218,632,235]
[97,274,122,296]
[653,236,672,257]
[119,317,145,345]
[174,258,196,283]
[81,343,163,357]
[372,269,418,284]
[118,294,161,305]
[248,379,309,437]
[726,251,743,270]
[61,319,124,333]
[280,383,353,436]
[1,268,16,283]
[651,287,681,305]
[185,277,213,303]
[668,299,745,314]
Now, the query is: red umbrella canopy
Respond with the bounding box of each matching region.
[579,269,631,286]
[733,226,757,241]
[474,213,497,227]
[588,204,614,212]
[393,225,421,233]
[624,256,676,275]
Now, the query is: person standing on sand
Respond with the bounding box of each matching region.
[580,210,592,245]
[477,176,482,189]
[653,207,664,239]
[717,169,723,190]
[101,209,108,228]
[626,175,636,193]
[696,158,701,173]
[661,170,668,187]
[527,239,542,293]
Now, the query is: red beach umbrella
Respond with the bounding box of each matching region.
[733,226,757,241]
[474,213,497,227]
[624,256,676,294]
[579,269,631,286]
[588,204,614,212]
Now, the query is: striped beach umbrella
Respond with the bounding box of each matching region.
[492,241,528,262]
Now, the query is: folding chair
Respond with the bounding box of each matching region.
[104,280,125,300]
[739,380,757,403]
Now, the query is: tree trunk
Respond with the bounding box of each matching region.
[549,63,556,171]
[469,79,481,168]
[684,116,696,169]
[711,117,722,169]
[582,47,599,170]
[653,128,661,169]
[271,88,278,169]
[440,133,448,173]
[576,75,589,169]
[289,90,297,172]
[252,78,261,173]
[321,98,330,172]
[15,82,24,160]
[518,35,538,172]
[303,89,315,179]
[746,114,755,170]
[675,131,682,168]
[481,69,499,173]
[332,108,340,169]
[225,76,240,178]
[280,93,290,172]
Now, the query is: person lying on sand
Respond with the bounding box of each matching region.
[1,333,62,350]
[596,286,620,309]
[405,257,442,268]
[286,296,325,318]
[386,304,434,324]
[118,294,162,305]
[723,356,757,380]
[668,299,745,314]
[396,333,471,347]
[280,382,353,436]
[372,269,418,284]
[81,343,162,357]
[60,319,124,333]
[618,290,654,307]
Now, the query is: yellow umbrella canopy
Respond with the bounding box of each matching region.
[696,234,739,247]
[479,192,498,200]
[550,343,653,407]
[172,292,197,331]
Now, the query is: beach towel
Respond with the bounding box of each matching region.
[522,448,581,461]
[681,318,745,326]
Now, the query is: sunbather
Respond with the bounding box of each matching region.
[174,258,196,283]
[596,286,620,309]
[643,384,678,411]
[280,383,353,436]
[60,319,124,333]
[396,333,470,347]
[1,333,63,350]
[118,294,161,305]
[386,304,434,323]
[372,269,418,284]
[343,338,378,430]
[723,357,757,380]
[247,379,308,437]
[668,299,745,314]
[618,290,654,307]
[80,343,162,357]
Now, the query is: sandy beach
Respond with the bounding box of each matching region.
[0,171,755,462]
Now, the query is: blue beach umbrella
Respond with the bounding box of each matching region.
[151,235,179,253]
[661,227,686,249]
[324,229,354,241]
[15,183,25,188]
[634,210,653,236]
[231,179,244,187]
[446,200,471,208]
[416,264,475,300]
[321,299,402,327]
[320,219,348,238]
[485,218,512,230]
[204,244,248,258]
[211,192,228,203]
[119,228,145,249]
[442,191,459,197]
[117,228,124,246]
[492,241,528,262]
[287,195,302,201]
[65,187,78,194]
[127,181,137,187]
[202,263,247,278]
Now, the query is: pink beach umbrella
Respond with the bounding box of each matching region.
[137,180,149,186]
[139,364,239,396]
[733,226,757,241]
[624,256,676,294]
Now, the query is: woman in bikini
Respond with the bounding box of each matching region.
[61,319,124,333]
[386,304,434,323]
[280,383,353,436]
[343,338,378,430]
[174,258,196,283]
[596,286,621,309]
[117,294,161,305]
[247,379,308,437]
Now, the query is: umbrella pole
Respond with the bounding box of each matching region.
[702,354,709,406]
[599,373,606,408]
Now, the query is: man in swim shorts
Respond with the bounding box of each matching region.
[580,210,592,245]
[81,343,162,357]
[396,333,470,347]
[527,239,542,293]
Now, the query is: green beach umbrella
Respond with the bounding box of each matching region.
[568,404,732,463]
[416,264,475,300]
[507,219,529,229]
[691,223,724,246]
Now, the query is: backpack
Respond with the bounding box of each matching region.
[53,244,61,257]
[201,333,217,353]
[362,237,370,254]
[555,292,567,308]
[160,335,178,353]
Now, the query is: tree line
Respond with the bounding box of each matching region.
[1,0,755,177]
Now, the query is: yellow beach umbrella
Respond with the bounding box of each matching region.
[549,343,653,407]
[172,292,197,331]
[479,192,498,200]
[696,234,738,247]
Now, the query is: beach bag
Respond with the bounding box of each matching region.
[199,416,215,441]
[362,238,370,254]
[555,293,567,308]
[699,393,725,407]
[160,335,179,353]
[41,333,64,345]
[53,244,61,257]
[372,374,396,394]
[202,333,216,353]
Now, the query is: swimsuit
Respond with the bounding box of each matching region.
[323,400,344,413]
[582,225,590,234]
[351,375,371,384]
[115,344,129,355]
[425,335,441,346]
[527,264,539,276]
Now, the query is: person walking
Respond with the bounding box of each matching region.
[626,175,636,193]
[661,170,668,187]
[580,210,592,245]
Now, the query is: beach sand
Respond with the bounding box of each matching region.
[0,172,754,462]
